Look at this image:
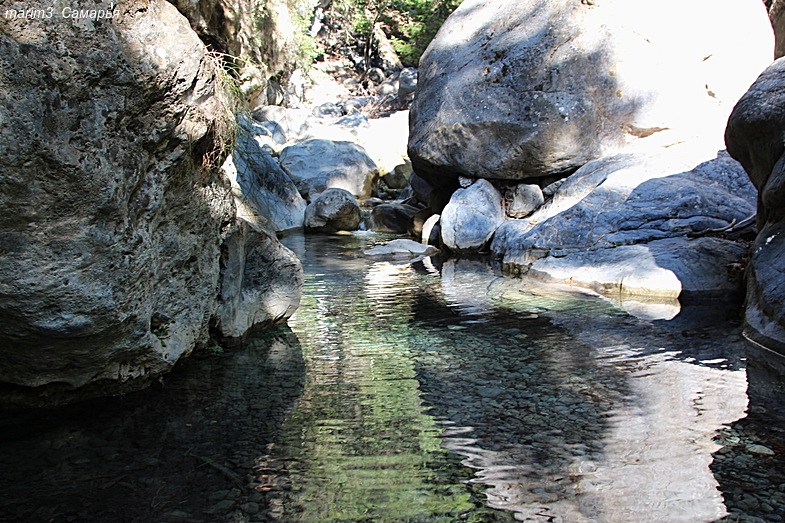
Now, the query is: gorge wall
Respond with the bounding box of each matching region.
[0,0,302,406]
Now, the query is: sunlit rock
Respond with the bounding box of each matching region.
[222,118,306,232]
[492,147,756,298]
[304,188,362,233]
[279,139,380,200]
[364,239,439,261]
[441,179,506,253]
[408,0,772,184]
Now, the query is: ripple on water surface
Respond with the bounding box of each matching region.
[270,233,773,523]
[0,232,780,523]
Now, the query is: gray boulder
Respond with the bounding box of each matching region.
[370,203,421,234]
[279,139,380,200]
[223,119,306,232]
[492,147,756,296]
[304,188,362,233]
[726,57,785,414]
[0,0,301,403]
[408,0,772,185]
[507,184,545,219]
[441,179,506,253]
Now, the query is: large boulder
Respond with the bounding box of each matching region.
[303,188,362,233]
[408,0,772,184]
[491,147,756,297]
[725,57,785,415]
[223,119,307,232]
[441,179,506,253]
[0,0,301,404]
[279,139,380,200]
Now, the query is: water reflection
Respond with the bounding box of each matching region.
[1,232,779,522]
[278,233,763,522]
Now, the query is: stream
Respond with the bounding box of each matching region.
[1,232,784,522]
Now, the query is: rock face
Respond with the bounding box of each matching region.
[408,0,772,184]
[726,57,785,415]
[0,0,301,403]
[279,139,379,200]
[170,0,319,106]
[303,188,362,233]
[491,147,757,297]
[223,119,307,232]
[441,179,506,253]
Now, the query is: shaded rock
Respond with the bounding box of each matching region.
[222,119,306,232]
[370,203,421,234]
[279,139,379,200]
[726,57,785,416]
[408,0,772,184]
[304,189,362,233]
[492,147,756,276]
[441,180,506,253]
[0,0,299,400]
[507,184,545,219]
[408,172,459,213]
[364,239,439,259]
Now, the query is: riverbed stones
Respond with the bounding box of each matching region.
[441,179,506,253]
[408,0,772,185]
[303,188,362,233]
[279,139,380,200]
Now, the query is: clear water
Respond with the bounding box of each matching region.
[273,233,756,523]
[1,232,784,523]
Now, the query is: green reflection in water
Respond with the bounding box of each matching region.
[277,250,509,522]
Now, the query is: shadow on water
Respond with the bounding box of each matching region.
[0,327,305,522]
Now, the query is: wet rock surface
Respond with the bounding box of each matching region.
[725,56,785,417]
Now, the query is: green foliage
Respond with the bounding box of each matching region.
[328,0,463,68]
[385,0,463,66]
